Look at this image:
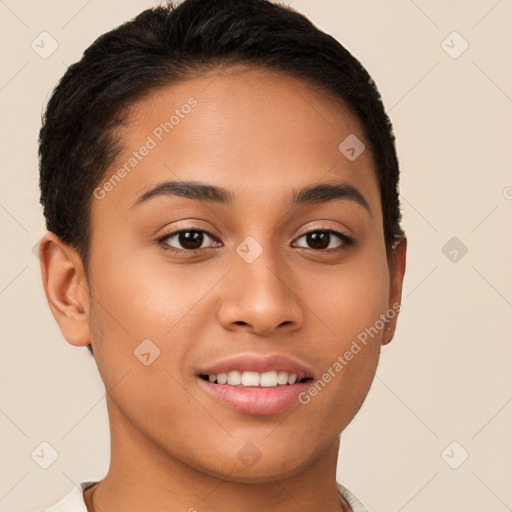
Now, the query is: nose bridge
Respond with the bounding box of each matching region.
[240,242,285,294]
[236,235,291,303]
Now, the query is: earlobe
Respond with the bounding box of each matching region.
[382,235,407,346]
[38,231,91,347]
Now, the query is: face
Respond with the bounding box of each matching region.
[42,66,406,483]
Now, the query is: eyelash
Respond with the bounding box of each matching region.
[156,227,354,254]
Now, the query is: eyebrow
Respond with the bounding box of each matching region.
[129,179,370,212]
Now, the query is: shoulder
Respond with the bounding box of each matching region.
[41,480,365,511]
[40,482,97,512]
[337,481,371,512]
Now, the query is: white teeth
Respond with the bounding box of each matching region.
[259,371,277,387]
[205,370,301,387]
[241,371,260,386]
[277,371,288,385]
[227,370,242,385]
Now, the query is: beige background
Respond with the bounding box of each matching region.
[1,0,511,511]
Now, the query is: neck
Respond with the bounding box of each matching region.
[86,394,351,512]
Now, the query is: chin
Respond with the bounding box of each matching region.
[188,442,319,484]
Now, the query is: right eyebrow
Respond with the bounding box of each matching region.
[129,180,235,210]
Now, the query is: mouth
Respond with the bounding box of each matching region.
[196,354,314,415]
[199,370,312,387]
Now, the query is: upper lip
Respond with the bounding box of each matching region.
[198,353,314,381]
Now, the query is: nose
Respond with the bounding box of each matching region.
[216,246,304,336]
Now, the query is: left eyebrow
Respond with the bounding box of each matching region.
[129,179,370,213]
[288,181,370,212]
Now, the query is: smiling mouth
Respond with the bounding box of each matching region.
[197,368,314,415]
[199,370,312,387]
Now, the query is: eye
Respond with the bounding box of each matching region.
[293,229,353,251]
[156,227,353,254]
[157,228,221,253]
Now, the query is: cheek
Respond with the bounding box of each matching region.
[88,242,192,334]
[87,246,226,388]
[297,250,390,404]
[307,255,390,343]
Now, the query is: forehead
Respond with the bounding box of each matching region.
[92,66,380,220]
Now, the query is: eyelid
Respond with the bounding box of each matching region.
[292,229,353,250]
[296,222,352,239]
[156,225,220,252]
[156,223,354,254]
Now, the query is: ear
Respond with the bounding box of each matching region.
[382,235,407,345]
[38,231,91,348]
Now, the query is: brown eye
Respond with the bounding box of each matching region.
[294,230,353,251]
[158,229,220,252]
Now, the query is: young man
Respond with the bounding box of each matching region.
[38,0,406,510]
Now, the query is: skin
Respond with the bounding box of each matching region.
[39,66,406,512]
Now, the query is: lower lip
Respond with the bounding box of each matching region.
[197,377,311,416]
